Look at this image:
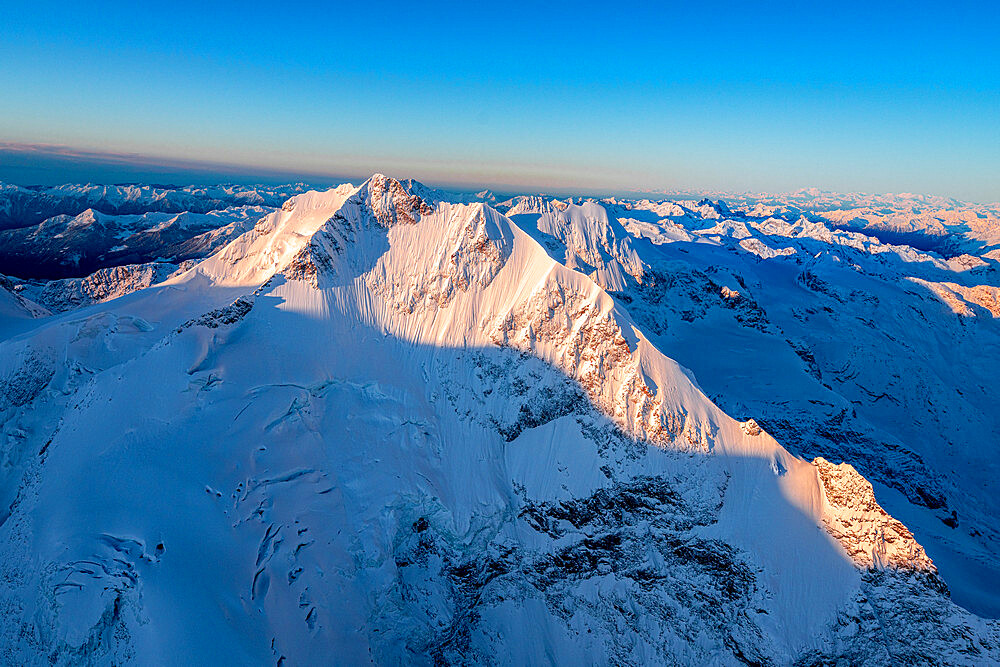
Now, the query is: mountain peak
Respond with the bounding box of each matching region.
[355,173,435,227]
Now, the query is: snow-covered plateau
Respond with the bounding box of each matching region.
[1,175,998,665]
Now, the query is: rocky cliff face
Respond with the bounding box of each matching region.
[16,262,192,312]
[814,456,936,572]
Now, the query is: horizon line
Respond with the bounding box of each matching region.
[0,141,993,206]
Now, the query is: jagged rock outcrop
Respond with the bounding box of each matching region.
[815,456,936,572]
[27,262,186,312]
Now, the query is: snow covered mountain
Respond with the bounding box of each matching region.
[1,175,998,664]
[0,181,500,280]
[0,206,272,279]
[499,192,1000,620]
[0,181,322,282]
[0,182,311,231]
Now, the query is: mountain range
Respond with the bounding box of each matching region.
[1,175,998,665]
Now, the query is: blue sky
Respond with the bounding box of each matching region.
[1,1,998,200]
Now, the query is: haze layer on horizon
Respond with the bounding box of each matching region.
[1,1,997,202]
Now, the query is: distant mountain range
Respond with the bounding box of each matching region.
[0,182,312,229]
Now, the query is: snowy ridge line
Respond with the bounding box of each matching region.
[490,185,1000,618]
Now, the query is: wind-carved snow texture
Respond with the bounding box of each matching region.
[1,174,999,665]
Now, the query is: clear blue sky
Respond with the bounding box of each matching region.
[1,1,998,200]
